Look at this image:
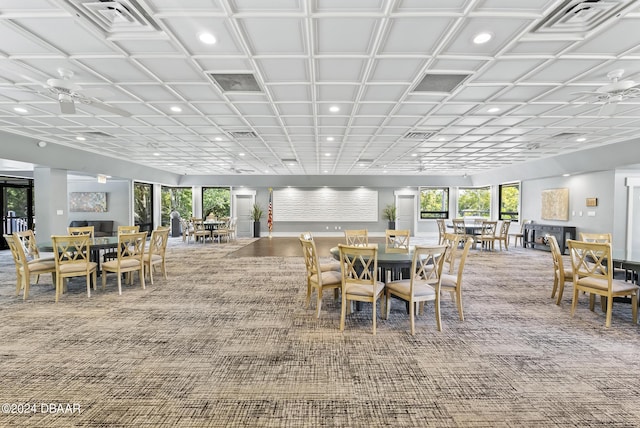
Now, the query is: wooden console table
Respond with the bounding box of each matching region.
[523,223,576,255]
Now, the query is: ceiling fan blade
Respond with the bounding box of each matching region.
[598,101,617,116]
[85,99,131,117]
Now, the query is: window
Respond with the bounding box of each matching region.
[161,186,192,226]
[134,181,153,233]
[457,186,490,218]
[202,187,231,218]
[419,187,449,219]
[499,182,520,221]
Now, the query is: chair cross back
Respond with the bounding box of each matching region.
[340,245,377,282]
[385,229,410,253]
[344,229,368,247]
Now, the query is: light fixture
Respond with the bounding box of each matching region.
[411,153,418,157]
[473,31,493,44]
[76,136,86,141]
[37,141,47,148]
[170,106,182,113]
[13,107,28,113]
[329,105,340,113]
[562,173,570,177]
[325,152,331,157]
[326,136,334,141]
[239,152,245,156]
[153,152,160,156]
[198,32,217,45]
[576,137,586,142]
[487,107,500,113]
[214,137,222,141]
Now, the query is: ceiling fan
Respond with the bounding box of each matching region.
[12,68,131,117]
[572,69,640,115]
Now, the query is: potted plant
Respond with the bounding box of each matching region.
[383,203,397,230]
[250,203,264,238]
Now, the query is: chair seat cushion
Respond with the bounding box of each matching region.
[25,259,56,272]
[345,281,385,297]
[577,277,639,293]
[310,270,342,286]
[440,273,457,289]
[320,262,341,272]
[562,268,573,281]
[143,254,163,263]
[59,261,97,274]
[103,259,142,270]
[386,279,436,297]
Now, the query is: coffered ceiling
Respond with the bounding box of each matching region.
[1,0,640,176]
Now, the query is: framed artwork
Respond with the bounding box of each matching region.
[69,192,107,212]
[541,188,569,221]
[586,197,598,207]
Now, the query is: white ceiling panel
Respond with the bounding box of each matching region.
[1,0,640,176]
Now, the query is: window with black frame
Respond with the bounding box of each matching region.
[134,181,153,233]
[202,187,231,219]
[499,182,520,221]
[419,187,449,219]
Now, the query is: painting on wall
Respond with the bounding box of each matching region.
[541,188,569,221]
[69,192,107,212]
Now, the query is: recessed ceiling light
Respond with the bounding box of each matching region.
[198,32,217,45]
[170,106,182,113]
[329,106,340,113]
[411,153,418,157]
[473,32,493,44]
[326,136,334,141]
[13,107,28,113]
[323,170,328,173]
[76,136,86,141]
[576,137,586,142]
[325,152,331,157]
[239,152,245,156]
[153,152,160,156]
[438,137,446,141]
[562,173,570,177]
[214,137,222,141]
[487,107,500,113]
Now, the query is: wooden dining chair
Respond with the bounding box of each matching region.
[579,232,612,243]
[300,235,342,318]
[51,234,98,303]
[494,220,511,251]
[4,233,56,300]
[436,219,446,244]
[338,244,385,335]
[509,220,528,247]
[118,225,140,234]
[440,236,473,321]
[548,235,573,305]
[385,244,447,334]
[385,229,410,253]
[344,229,368,246]
[101,231,147,295]
[476,221,497,251]
[67,225,95,238]
[568,239,639,327]
[144,228,169,285]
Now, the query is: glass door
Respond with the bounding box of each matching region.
[1,176,34,250]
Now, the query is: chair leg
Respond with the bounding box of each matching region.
[372,298,377,335]
[117,271,122,295]
[385,290,391,319]
[571,287,579,317]
[340,297,347,332]
[632,293,638,324]
[551,276,559,299]
[555,279,565,306]
[140,267,145,290]
[605,295,613,328]
[316,288,323,318]
[435,297,442,331]
[456,289,464,321]
[148,264,154,285]
[86,273,91,298]
[409,299,415,335]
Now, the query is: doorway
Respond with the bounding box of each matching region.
[396,194,415,235]
[234,194,254,238]
[1,176,34,250]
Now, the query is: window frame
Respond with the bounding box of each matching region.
[498,182,520,221]
[456,186,491,219]
[418,187,450,220]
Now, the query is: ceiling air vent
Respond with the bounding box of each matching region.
[531,0,635,35]
[229,131,258,139]
[64,0,162,35]
[402,131,437,141]
[413,73,470,93]
[208,73,262,92]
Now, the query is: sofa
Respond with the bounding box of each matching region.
[69,220,115,237]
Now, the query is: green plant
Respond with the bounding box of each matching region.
[383,204,397,221]
[250,203,264,221]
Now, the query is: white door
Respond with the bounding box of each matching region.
[397,195,415,235]
[235,195,254,238]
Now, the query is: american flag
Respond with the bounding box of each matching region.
[267,187,273,232]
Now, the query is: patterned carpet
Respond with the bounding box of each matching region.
[1,236,639,427]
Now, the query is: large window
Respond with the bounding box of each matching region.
[499,182,520,221]
[419,187,449,219]
[134,181,153,233]
[457,186,490,218]
[160,186,192,226]
[202,187,230,218]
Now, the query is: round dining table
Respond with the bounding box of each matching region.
[329,243,414,282]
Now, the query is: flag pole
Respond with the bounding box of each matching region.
[267,187,273,238]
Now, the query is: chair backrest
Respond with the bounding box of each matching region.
[15,230,41,260]
[568,239,612,287]
[436,219,446,243]
[579,232,612,244]
[441,232,462,273]
[452,219,466,235]
[480,221,497,236]
[547,235,565,279]
[4,233,28,270]
[344,229,368,246]
[299,235,320,278]
[67,225,95,238]
[149,228,169,257]
[519,220,529,234]
[449,237,473,287]
[498,220,511,237]
[385,229,410,253]
[192,218,205,231]
[408,245,447,297]
[51,234,92,268]
[338,244,378,287]
[118,225,140,234]
[114,231,147,265]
